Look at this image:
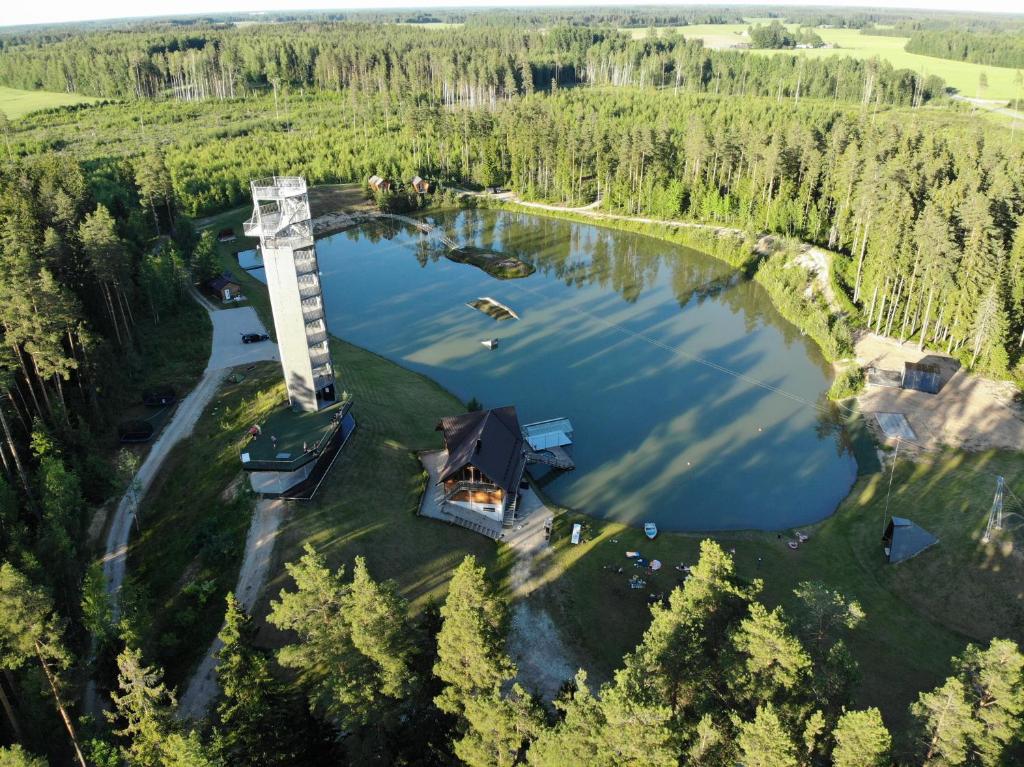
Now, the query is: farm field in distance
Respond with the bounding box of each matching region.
[629,23,1024,100]
[0,84,99,118]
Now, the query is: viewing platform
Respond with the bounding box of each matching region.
[241,400,350,473]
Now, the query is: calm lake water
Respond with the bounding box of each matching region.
[240,209,856,531]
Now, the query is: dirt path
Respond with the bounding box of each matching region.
[504,490,578,702]
[85,301,277,716]
[178,497,286,720]
[488,191,746,237]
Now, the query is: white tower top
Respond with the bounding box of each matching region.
[244,176,335,412]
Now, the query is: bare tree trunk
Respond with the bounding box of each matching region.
[853,219,870,302]
[0,676,22,741]
[0,403,32,503]
[35,642,87,767]
[919,284,935,351]
[10,345,43,420]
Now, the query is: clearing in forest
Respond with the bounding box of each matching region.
[0,85,99,118]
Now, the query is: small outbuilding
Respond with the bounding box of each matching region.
[882,517,938,563]
[368,175,392,193]
[902,361,942,394]
[411,175,431,194]
[205,273,242,302]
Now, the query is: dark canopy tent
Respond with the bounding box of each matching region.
[882,517,938,563]
[118,420,154,444]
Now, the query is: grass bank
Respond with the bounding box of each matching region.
[125,362,282,685]
[255,336,503,643]
[531,448,1024,730]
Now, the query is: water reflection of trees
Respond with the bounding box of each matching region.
[359,211,813,352]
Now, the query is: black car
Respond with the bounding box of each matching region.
[241,333,270,344]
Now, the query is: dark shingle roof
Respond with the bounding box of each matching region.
[436,407,525,495]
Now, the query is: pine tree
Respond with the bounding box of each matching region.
[736,703,799,767]
[616,539,753,714]
[107,647,179,767]
[454,684,543,767]
[911,677,982,766]
[215,592,326,765]
[190,230,220,283]
[268,544,378,730]
[433,554,516,715]
[344,556,413,701]
[953,639,1024,766]
[0,745,45,767]
[831,708,891,767]
[0,563,86,767]
[528,669,677,767]
[728,602,812,707]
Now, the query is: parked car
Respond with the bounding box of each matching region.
[242,333,270,344]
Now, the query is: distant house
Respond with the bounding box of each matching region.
[435,407,526,526]
[217,227,237,243]
[411,175,431,194]
[205,273,242,302]
[368,174,392,193]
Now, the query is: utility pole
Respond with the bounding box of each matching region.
[881,436,900,536]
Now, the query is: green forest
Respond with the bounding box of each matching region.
[0,9,1022,766]
[906,31,1024,69]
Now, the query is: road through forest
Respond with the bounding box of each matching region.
[85,297,277,716]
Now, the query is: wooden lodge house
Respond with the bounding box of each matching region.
[436,407,527,527]
[204,273,242,302]
[411,175,431,194]
[368,174,393,193]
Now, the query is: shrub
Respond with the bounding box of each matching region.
[829,366,865,400]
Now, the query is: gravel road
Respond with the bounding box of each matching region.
[178,497,286,719]
[86,301,277,716]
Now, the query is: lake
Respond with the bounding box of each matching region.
[239,208,857,531]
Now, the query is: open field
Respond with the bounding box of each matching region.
[0,85,99,118]
[628,24,1024,100]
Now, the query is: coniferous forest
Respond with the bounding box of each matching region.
[0,8,1022,766]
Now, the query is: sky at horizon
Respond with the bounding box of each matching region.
[3,0,1023,30]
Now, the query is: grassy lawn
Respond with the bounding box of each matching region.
[531,448,1024,729]
[254,335,502,645]
[126,362,283,685]
[628,24,1023,100]
[0,85,99,118]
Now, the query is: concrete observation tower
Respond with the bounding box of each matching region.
[240,176,355,498]
[243,176,335,411]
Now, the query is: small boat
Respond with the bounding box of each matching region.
[644,522,658,540]
[481,338,499,350]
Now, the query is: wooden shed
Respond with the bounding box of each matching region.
[368,175,392,193]
[411,175,431,194]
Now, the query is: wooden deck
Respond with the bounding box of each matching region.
[525,446,575,471]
